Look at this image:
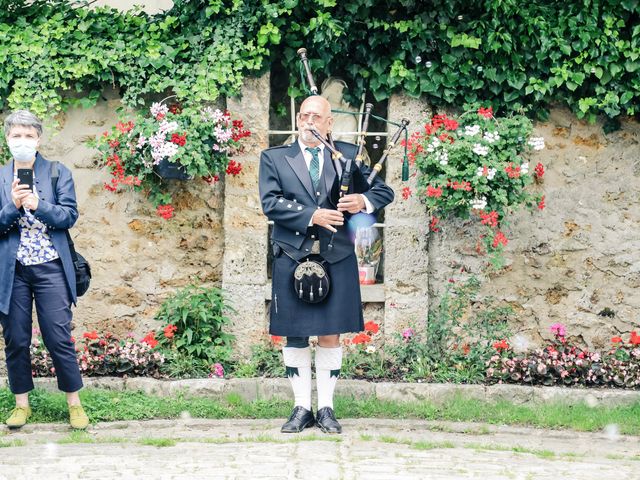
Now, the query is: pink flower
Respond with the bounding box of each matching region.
[402,328,414,340]
[550,323,567,337]
[210,363,224,378]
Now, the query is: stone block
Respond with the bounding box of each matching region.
[484,384,535,405]
[257,378,291,401]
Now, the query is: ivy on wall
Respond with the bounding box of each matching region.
[0,0,638,124]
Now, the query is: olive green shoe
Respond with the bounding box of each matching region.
[6,406,31,429]
[69,405,89,430]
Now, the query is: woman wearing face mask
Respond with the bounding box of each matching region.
[0,110,89,429]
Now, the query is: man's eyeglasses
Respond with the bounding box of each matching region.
[298,112,325,122]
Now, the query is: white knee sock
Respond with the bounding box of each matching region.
[315,346,343,410]
[282,347,312,411]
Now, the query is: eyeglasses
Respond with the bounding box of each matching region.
[298,112,325,122]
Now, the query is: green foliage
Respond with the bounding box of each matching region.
[1,1,639,122]
[386,277,513,383]
[155,284,236,366]
[233,338,285,378]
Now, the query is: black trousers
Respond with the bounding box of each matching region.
[0,259,83,394]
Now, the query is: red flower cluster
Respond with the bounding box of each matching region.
[505,163,521,179]
[108,139,120,149]
[231,119,251,142]
[103,154,142,192]
[451,180,472,191]
[426,185,443,197]
[171,133,187,146]
[478,106,493,118]
[429,216,440,232]
[83,331,99,340]
[364,321,380,335]
[116,121,134,133]
[492,231,508,248]
[402,187,412,200]
[168,104,182,115]
[538,196,546,210]
[163,324,177,339]
[157,204,174,220]
[351,333,372,345]
[479,210,499,227]
[534,162,545,178]
[493,339,509,351]
[226,160,243,176]
[270,335,283,345]
[142,331,158,348]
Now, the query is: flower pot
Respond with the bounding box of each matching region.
[154,158,190,180]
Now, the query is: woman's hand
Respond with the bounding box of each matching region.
[11,179,31,209]
[22,193,38,211]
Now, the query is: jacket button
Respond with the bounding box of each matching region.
[311,235,315,239]
[295,232,300,235]
[305,248,309,252]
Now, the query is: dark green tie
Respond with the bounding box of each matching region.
[306,146,321,190]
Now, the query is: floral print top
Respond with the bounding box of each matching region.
[14,172,59,266]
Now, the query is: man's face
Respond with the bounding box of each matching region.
[296,97,334,146]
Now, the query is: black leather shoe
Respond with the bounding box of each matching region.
[281,406,315,433]
[316,407,342,434]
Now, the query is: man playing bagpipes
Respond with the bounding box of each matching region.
[258,93,394,434]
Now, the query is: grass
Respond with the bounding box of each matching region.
[1,388,639,435]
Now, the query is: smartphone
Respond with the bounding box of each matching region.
[16,169,34,192]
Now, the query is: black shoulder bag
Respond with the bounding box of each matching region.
[50,162,92,297]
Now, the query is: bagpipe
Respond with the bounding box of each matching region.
[296,48,411,205]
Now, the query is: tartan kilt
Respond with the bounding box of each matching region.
[269,252,364,337]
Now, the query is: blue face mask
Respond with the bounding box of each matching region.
[8,139,38,162]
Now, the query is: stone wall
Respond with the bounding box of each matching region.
[1,80,638,360]
[405,104,640,350]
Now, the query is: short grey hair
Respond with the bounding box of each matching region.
[4,110,43,137]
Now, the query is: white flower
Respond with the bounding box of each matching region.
[520,162,529,174]
[528,136,545,150]
[483,131,500,143]
[137,135,147,149]
[438,151,448,165]
[487,168,497,180]
[473,143,489,156]
[159,120,179,135]
[476,166,485,177]
[366,345,376,354]
[464,125,481,136]
[150,102,169,118]
[426,137,441,153]
[470,197,487,210]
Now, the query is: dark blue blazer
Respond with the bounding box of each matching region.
[259,140,394,264]
[0,153,79,314]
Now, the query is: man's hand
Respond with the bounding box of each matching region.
[337,194,365,214]
[11,179,31,209]
[311,208,344,233]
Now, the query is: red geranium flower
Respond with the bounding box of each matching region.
[479,210,499,227]
[426,185,443,198]
[611,336,623,344]
[493,339,509,351]
[226,160,243,176]
[429,216,440,232]
[492,231,508,248]
[630,331,640,345]
[83,331,99,340]
[402,187,412,200]
[351,333,372,345]
[364,321,380,335]
[142,331,158,348]
[538,196,546,210]
[157,204,174,220]
[163,324,178,339]
[534,162,545,178]
[478,107,493,118]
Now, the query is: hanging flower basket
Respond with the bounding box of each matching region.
[91,100,251,219]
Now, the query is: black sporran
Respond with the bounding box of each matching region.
[293,258,330,304]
